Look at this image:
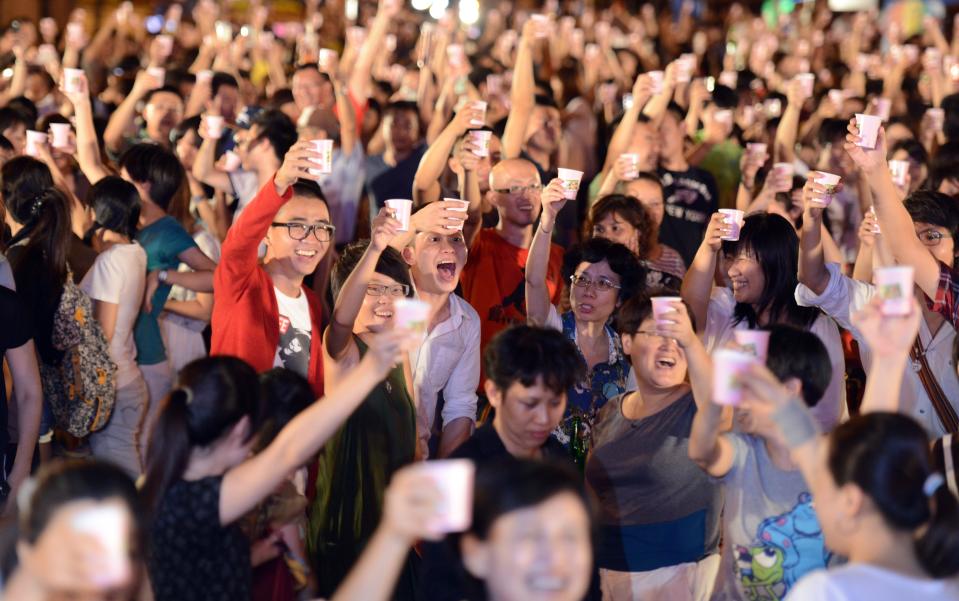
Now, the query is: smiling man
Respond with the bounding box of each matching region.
[211,141,332,395]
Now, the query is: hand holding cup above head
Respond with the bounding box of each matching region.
[371,206,403,251]
[380,463,451,544]
[60,69,89,105]
[801,178,830,216]
[540,178,569,221]
[275,140,326,191]
[367,327,420,377]
[654,299,698,348]
[858,208,880,247]
[844,117,888,175]
[850,296,921,359]
[410,199,467,234]
[703,211,732,252]
[452,103,483,135]
[613,153,640,181]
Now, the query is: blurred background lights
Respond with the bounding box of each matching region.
[428,0,449,20]
[459,0,480,24]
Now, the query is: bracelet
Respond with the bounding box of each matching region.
[772,396,821,449]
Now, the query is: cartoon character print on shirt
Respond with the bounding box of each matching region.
[487,278,528,326]
[736,493,832,601]
[277,313,310,377]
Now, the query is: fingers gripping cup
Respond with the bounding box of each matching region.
[468,130,492,157]
[309,139,334,176]
[812,171,841,206]
[63,68,86,93]
[221,150,242,172]
[443,198,469,231]
[712,349,756,406]
[385,199,413,232]
[772,162,794,192]
[647,70,665,94]
[394,298,432,342]
[621,153,640,180]
[651,296,682,331]
[733,329,771,361]
[407,459,475,534]
[557,168,584,200]
[25,130,47,157]
[874,266,914,316]
[49,123,71,149]
[719,209,745,241]
[204,115,224,139]
[855,113,881,149]
[469,101,487,127]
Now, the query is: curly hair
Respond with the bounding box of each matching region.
[587,194,656,259]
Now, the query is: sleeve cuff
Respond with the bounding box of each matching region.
[794,262,841,307]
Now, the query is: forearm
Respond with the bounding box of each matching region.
[437,417,473,458]
[852,244,874,283]
[798,215,830,295]
[524,221,554,326]
[103,94,143,153]
[163,297,213,322]
[774,105,800,163]
[681,246,718,332]
[595,168,619,200]
[643,85,675,126]
[334,81,357,155]
[193,138,231,191]
[330,525,412,601]
[502,38,535,158]
[349,15,391,100]
[10,387,41,486]
[72,99,109,184]
[688,402,725,467]
[414,127,458,192]
[605,105,642,171]
[860,353,911,413]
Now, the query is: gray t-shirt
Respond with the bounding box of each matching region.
[711,433,833,601]
[585,391,722,572]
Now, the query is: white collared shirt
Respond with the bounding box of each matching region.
[795,262,959,437]
[410,293,481,458]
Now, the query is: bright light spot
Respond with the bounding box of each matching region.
[412,0,431,10]
[428,0,448,20]
[460,0,479,24]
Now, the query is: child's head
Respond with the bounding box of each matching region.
[142,357,261,512]
[737,325,832,437]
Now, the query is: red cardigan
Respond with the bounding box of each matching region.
[211,177,325,397]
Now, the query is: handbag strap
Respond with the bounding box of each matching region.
[910,336,959,434]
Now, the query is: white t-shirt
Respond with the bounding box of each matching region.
[80,243,147,387]
[273,287,312,377]
[786,564,959,601]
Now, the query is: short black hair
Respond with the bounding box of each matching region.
[710,84,738,110]
[484,325,584,395]
[170,115,201,147]
[0,135,12,152]
[890,138,928,166]
[765,324,832,407]
[0,106,31,133]
[4,97,37,127]
[534,94,559,110]
[384,100,420,119]
[561,237,646,303]
[86,176,142,239]
[251,108,298,162]
[330,239,413,301]
[211,71,239,97]
[142,85,184,105]
[928,140,959,190]
[255,368,314,449]
[904,190,959,241]
[118,143,185,211]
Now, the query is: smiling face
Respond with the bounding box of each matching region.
[355,274,406,333]
[405,230,468,294]
[264,196,332,278]
[728,249,766,306]
[570,261,621,324]
[464,491,593,601]
[489,159,543,228]
[621,317,688,388]
[292,68,334,112]
[487,377,566,454]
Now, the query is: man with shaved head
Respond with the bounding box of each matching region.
[461,158,565,382]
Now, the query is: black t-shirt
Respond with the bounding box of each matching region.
[0,286,31,454]
[658,166,719,267]
[149,476,251,601]
[7,245,64,365]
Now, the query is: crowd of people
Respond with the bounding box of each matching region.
[2,0,959,599]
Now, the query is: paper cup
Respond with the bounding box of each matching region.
[746,143,767,159]
[146,67,166,86]
[407,459,475,533]
[204,115,224,139]
[719,70,737,88]
[621,153,640,180]
[309,139,334,175]
[796,73,815,96]
[927,108,945,132]
[733,329,770,361]
[855,114,881,149]
[889,160,909,187]
[221,150,241,172]
[828,89,845,108]
[869,205,881,234]
[812,171,841,206]
[647,70,665,94]
[469,101,487,127]
[874,266,914,316]
[557,167,584,200]
[63,68,86,93]
[719,209,745,241]
[49,123,71,149]
[25,131,47,157]
[712,348,756,406]
[874,98,892,122]
[677,53,696,83]
[195,70,213,85]
[651,296,682,326]
[66,22,84,45]
[443,198,469,231]
[155,34,174,57]
[394,298,431,340]
[72,505,130,587]
[319,48,337,71]
[772,162,794,192]
[385,199,413,232]
[530,14,550,37]
[468,130,492,157]
[764,98,782,117]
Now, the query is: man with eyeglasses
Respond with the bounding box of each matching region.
[461,159,566,388]
[211,141,333,395]
[797,186,959,437]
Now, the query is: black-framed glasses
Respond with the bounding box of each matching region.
[492,183,543,196]
[366,283,410,297]
[271,222,336,242]
[570,274,621,292]
[918,230,950,247]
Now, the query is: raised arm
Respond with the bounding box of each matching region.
[103,70,162,155]
[221,331,409,525]
[797,180,831,296]
[524,179,566,326]
[501,21,538,159]
[332,76,358,157]
[412,106,479,205]
[192,114,233,193]
[852,297,922,414]
[774,78,807,164]
[680,212,729,333]
[59,73,109,184]
[604,73,655,172]
[348,0,401,105]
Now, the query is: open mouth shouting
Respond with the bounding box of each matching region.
[436,260,459,283]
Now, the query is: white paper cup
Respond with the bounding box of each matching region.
[385,198,413,232]
[927,108,945,132]
[468,130,492,157]
[874,266,914,316]
[677,53,696,83]
[875,98,892,122]
[406,459,475,533]
[394,298,431,340]
[63,68,86,93]
[49,123,71,149]
[651,296,682,326]
[221,150,241,172]
[746,143,767,158]
[72,505,130,587]
[719,209,745,241]
[309,139,334,175]
[155,34,174,57]
[319,48,337,71]
[712,348,756,406]
[66,22,84,45]
[764,98,782,117]
[146,67,166,87]
[195,70,213,85]
[772,162,794,187]
[557,167,584,200]
[469,101,487,127]
[647,70,665,94]
[733,329,771,361]
[25,131,47,157]
[204,115,224,139]
[812,171,841,206]
[855,113,881,149]
[443,198,469,231]
[796,73,815,97]
[621,153,640,180]
[719,70,737,88]
[889,160,909,187]
[530,14,550,37]
[828,89,845,108]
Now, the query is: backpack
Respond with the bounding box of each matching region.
[39,275,118,438]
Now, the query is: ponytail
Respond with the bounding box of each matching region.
[915,476,959,578]
[141,388,194,514]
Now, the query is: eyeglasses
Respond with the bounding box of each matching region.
[271,222,336,242]
[918,230,950,247]
[635,330,672,342]
[366,283,410,297]
[492,183,543,196]
[570,274,621,292]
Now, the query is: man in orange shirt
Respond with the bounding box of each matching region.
[461,158,565,381]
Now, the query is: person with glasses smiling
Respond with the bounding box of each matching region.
[211,141,333,397]
[526,178,645,456]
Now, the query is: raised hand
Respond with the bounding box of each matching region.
[371,207,402,252]
[844,118,888,175]
[380,464,446,543]
[702,212,732,252]
[540,178,567,223]
[410,200,467,234]
[655,300,698,349]
[850,296,921,358]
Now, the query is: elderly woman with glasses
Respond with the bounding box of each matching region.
[525,180,646,460]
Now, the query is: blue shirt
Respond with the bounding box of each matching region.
[134,217,198,365]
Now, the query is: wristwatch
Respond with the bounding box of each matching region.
[158,269,169,284]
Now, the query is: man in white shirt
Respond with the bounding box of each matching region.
[797,189,959,436]
[401,220,480,458]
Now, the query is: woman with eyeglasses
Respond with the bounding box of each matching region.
[306,207,419,599]
[526,179,645,458]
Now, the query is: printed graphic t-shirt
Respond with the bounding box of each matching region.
[273,287,312,377]
[711,433,833,601]
[659,166,719,267]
